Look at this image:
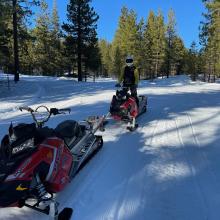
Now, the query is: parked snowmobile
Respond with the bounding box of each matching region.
[109,87,147,131]
[0,105,104,219]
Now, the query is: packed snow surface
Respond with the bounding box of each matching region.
[0,75,220,220]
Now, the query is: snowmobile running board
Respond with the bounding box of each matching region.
[104,108,146,132]
[24,202,73,220]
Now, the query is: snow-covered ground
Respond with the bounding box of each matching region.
[0,75,220,220]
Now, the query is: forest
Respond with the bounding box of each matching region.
[0,0,219,82]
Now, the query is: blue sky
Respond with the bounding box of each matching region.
[46,0,205,48]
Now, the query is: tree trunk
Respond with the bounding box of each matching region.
[77,43,82,81]
[167,38,171,78]
[13,0,19,82]
[77,4,82,81]
[155,57,158,78]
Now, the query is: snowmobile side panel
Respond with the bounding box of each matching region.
[48,146,73,192]
[39,137,73,193]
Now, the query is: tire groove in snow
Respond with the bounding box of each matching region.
[175,117,209,219]
[186,113,220,219]
[187,113,220,185]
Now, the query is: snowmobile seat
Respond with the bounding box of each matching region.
[55,120,85,149]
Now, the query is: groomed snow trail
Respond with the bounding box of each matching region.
[0,75,220,220]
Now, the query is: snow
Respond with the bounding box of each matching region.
[1,75,220,220]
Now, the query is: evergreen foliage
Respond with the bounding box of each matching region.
[2,1,218,83]
[100,6,187,79]
[200,0,220,80]
[62,0,99,81]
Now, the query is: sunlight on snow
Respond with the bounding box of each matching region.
[148,162,191,182]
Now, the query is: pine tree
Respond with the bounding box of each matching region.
[62,0,99,81]
[136,17,145,78]
[112,7,142,76]
[32,0,54,75]
[83,29,101,81]
[62,35,77,76]
[165,8,177,77]
[143,11,156,79]
[112,46,123,77]
[12,0,39,81]
[153,10,166,78]
[186,41,198,81]
[99,39,113,76]
[172,36,186,75]
[52,0,60,36]
[113,6,129,59]
[51,0,62,75]
[0,2,12,72]
[124,9,141,65]
[0,0,39,80]
[200,0,220,79]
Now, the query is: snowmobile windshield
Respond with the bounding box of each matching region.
[116,90,127,100]
[0,135,35,161]
[1,123,37,159]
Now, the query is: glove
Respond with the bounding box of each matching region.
[115,83,121,87]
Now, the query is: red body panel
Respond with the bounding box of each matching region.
[5,137,73,194]
[112,97,138,120]
[121,97,138,118]
[43,138,73,192]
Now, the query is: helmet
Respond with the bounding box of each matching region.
[125,55,133,67]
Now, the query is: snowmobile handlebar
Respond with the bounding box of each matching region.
[115,83,121,87]
[115,84,132,90]
[19,106,34,113]
[19,106,71,127]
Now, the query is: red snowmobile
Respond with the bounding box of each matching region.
[109,86,147,131]
[0,106,104,219]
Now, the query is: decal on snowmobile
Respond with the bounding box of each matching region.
[16,184,28,191]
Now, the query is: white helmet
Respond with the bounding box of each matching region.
[126,55,134,67]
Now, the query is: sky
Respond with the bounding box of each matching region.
[46,0,206,48]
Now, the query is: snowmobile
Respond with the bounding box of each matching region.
[0,105,105,219]
[109,86,147,131]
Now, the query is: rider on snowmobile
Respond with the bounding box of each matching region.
[116,55,139,106]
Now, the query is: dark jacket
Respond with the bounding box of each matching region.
[118,65,139,85]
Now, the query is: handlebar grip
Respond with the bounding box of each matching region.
[50,108,71,115]
[19,106,34,112]
[59,108,71,113]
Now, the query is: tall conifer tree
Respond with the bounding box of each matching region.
[165,9,177,77]
[63,0,99,81]
[143,11,156,79]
